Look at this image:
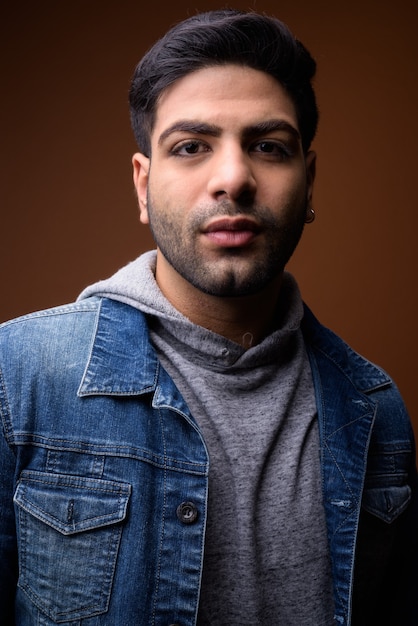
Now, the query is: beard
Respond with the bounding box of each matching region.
[146,194,307,298]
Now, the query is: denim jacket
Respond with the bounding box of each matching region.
[0,297,417,625]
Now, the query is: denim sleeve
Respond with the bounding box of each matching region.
[392,455,418,624]
[378,457,418,625]
[352,404,418,625]
[0,415,18,623]
[371,392,418,624]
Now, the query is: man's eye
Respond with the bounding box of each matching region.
[172,141,208,156]
[254,141,292,158]
[258,141,276,153]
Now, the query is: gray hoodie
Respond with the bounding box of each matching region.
[78,251,334,625]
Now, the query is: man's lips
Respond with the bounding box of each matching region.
[202,217,260,247]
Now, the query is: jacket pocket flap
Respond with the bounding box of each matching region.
[362,484,411,523]
[14,470,131,535]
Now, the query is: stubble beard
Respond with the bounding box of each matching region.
[147,195,307,298]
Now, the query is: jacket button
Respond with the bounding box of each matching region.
[176,501,198,524]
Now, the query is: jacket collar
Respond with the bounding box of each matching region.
[78,298,392,397]
[78,298,159,397]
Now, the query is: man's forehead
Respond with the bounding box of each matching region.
[152,64,299,141]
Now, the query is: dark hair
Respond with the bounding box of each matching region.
[129,9,318,156]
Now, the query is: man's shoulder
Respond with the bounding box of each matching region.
[0,297,150,362]
[0,298,101,330]
[302,305,414,445]
[0,298,103,366]
[0,297,145,356]
[0,296,146,332]
[301,304,392,394]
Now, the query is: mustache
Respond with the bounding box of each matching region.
[189,200,285,230]
[190,200,271,220]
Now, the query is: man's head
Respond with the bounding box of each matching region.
[129,10,318,316]
[129,9,318,157]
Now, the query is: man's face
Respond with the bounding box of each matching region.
[133,64,315,299]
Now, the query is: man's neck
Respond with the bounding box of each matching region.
[155,261,283,347]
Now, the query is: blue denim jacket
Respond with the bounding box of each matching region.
[0,297,417,625]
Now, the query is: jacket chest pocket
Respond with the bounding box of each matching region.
[362,483,411,523]
[361,445,413,523]
[14,470,131,623]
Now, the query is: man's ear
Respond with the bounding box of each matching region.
[305,150,316,209]
[132,152,150,224]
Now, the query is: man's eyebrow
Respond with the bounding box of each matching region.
[157,118,301,146]
[242,119,301,140]
[158,121,221,145]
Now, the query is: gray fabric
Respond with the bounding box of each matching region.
[79,252,335,625]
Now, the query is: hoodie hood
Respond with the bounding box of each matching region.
[77,251,185,323]
[77,250,305,369]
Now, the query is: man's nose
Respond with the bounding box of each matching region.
[207,146,257,202]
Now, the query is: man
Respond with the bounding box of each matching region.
[0,9,417,625]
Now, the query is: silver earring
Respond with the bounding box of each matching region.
[305,208,315,224]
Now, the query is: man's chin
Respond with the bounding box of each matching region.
[187,269,283,299]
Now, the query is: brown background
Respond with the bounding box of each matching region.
[2,1,417,437]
